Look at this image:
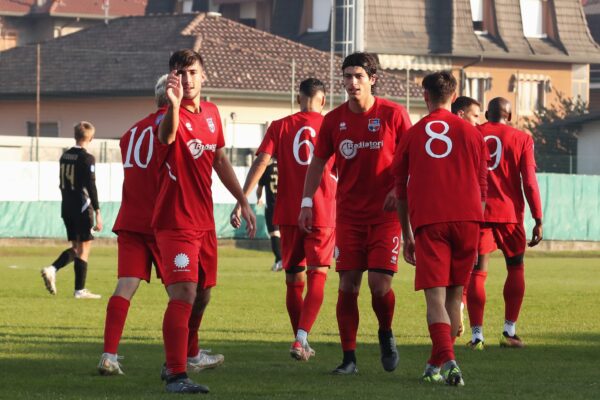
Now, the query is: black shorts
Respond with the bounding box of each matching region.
[265,206,279,234]
[62,208,94,242]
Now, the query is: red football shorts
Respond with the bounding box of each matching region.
[279,225,335,270]
[478,223,526,258]
[154,229,217,289]
[117,230,162,282]
[335,220,401,272]
[414,221,479,291]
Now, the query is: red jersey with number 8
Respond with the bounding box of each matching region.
[394,108,487,230]
[113,109,165,235]
[257,111,336,227]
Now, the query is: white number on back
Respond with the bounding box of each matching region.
[425,120,452,158]
[392,236,400,255]
[484,135,502,171]
[123,125,154,169]
[293,126,316,165]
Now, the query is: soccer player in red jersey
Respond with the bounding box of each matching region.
[299,53,412,375]
[154,49,256,394]
[394,71,488,386]
[97,75,168,376]
[231,78,336,362]
[466,97,543,350]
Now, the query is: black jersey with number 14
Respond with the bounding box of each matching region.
[59,147,100,218]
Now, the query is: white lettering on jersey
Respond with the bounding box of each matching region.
[484,135,502,170]
[425,120,452,158]
[293,126,316,165]
[187,139,217,159]
[123,125,154,169]
[339,139,384,160]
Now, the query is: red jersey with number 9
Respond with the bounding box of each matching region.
[257,111,336,227]
[393,108,488,230]
[113,109,165,235]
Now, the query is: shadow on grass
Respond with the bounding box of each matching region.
[0,334,599,400]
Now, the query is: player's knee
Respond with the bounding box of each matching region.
[505,253,524,267]
[114,278,140,299]
[168,284,197,304]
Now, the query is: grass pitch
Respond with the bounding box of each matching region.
[0,245,598,399]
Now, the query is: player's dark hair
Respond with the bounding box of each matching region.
[486,97,512,122]
[169,49,205,71]
[299,78,325,98]
[451,96,481,114]
[422,71,457,104]
[74,121,95,141]
[342,52,379,92]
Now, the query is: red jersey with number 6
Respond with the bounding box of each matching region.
[477,122,542,223]
[314,97,412,225]
[113,109,165,235]
[394,108,488,230]
[257,111,336,227]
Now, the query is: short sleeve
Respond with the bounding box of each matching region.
[257,121,278,157]
[314,113,335,160]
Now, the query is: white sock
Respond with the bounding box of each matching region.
[296,329,308,346]
[49,265,57,273]
[504,320,516,337]
[471,326,484,342]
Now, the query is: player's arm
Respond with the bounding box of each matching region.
[230,152,271,228]
[521,138,543,247]
[393,136,414,265]
[83,155,102,232]
[213,148,256,238]
[158,70,183,145]
[397,199,415,266]
[298,155,327,233]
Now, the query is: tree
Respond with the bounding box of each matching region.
[524,90,588,174]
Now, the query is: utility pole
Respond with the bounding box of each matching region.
[36,43,40,161]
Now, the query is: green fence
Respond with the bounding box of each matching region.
[0,173,598,241]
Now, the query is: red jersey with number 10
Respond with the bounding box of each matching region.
[113,109,165,235]
[152,102,225,231]
[394,108,487,230]
[314,97,412,225]
[477,122,542,223]
[257,111,336,227]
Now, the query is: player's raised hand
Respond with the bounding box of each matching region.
[383,189,398,211]
[528,220,543,247]
[230,203,242,229]
[403,237,416,266]
[240,203,256,238]
[298,207,313,233]
[166,69,183,107]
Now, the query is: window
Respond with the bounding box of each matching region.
[572,64,589,103]
[465,76,492,105]
[520,0,545,38]
[309,0,333,32]
[470,0,484,31]
[182,0,193,13]
[516,79,548,115]
[27,122,59,137]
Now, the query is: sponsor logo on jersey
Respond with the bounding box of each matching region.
[173,253,191,272]
[339,139,384,159]
[368,118,381,132]
[339,122,347,131]
[187,139,217,159]
[185,122,193,131]
[206,118,216,133]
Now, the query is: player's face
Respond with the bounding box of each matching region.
[177,61,204,100]
[460,104,481,126]
[342,66,375,101]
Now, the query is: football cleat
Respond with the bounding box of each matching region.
[187,349,224,373]
[271,260,283,272]
[74,288,101,299]
[165,377,209,394]
[421,365,444,384]
[467,338,485,351]
[331,361,358,375]
[378,330,399,372]
[442,362,465,386]
[41,266,57,295]
[289,340,315,361]
[97,353,124,376]
[500,331,525,348]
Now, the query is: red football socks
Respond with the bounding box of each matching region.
[297,270,327,333]
[286,281,305,335]
[467,270,488,327]
[504,264,525,322]
[103,295,130,354]
[163,300,192,375]
[337,290,359,351]
[428,322,454,366]
[371,289,395,331]
[187,311,204,358]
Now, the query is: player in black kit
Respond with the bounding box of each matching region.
[41,121,103,299]
[257,159,282,271]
